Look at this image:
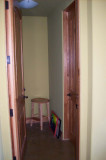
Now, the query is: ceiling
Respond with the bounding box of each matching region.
[15,0,66,16]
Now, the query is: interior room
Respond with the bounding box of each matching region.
[22,0,68,131]
[20,0,76,159]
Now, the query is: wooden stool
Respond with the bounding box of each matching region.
[30,98,50,130]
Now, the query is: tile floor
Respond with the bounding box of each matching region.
[24,123,75,160]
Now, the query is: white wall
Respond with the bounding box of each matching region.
[22,17,49,117]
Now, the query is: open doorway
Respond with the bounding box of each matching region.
[5,0,79,160]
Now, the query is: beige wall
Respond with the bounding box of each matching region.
[87,0,93,159]
[79,0,106,160]
[0,0,12,160]
[22,17,49,117]
[79,1,88,160]
[0,122,3,160]
[91,1,106,160]
[48,0,73,133]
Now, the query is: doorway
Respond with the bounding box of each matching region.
[5,0,80,160]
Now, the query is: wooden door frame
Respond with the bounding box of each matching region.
[63,0,80,159]
[5,0,21,159]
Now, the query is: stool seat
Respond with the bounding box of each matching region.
[30,98,50,131]
[31,98,49,103]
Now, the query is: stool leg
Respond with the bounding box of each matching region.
[39,104,43,131]
[38,104,40,118]
[47,102,50,122]
[30,102,34,127]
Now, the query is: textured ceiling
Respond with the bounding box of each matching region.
[15,0,66,16]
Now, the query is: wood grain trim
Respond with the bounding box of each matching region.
[19,9,27,141]
[75,0,80,160]
[64,1,75,12]
[5,0,20,159]
[14,7,22,19]
[13,6,26,160]
[63,11,70,139]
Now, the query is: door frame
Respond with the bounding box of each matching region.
[63,0,80,159]
[5,0,22,159]
[5,0,80,159]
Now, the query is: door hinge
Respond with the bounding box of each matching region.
[7,56,10,64]
[13,156,16,160]
[5,1,9,9]
[10,109,13,117]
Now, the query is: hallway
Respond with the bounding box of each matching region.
[24,123,75,160]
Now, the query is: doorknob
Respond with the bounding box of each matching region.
[67,93,78,97]
[67,93,71,97]
[23,96,28,99]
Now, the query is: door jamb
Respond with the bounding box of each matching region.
[5,0,20,159]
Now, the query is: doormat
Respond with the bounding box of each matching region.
[49,111,61,139]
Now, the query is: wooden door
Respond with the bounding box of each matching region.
[13,7,26,160]
[68,2,78,143]
[5,1,26,159]
[64,1,80,160]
